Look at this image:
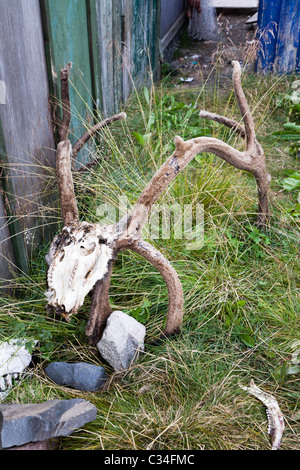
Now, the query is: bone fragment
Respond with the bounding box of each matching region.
[240,379,285,450]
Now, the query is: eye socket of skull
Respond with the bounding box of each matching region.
[80,241,96,255]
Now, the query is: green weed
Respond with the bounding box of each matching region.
[0,63,299,450]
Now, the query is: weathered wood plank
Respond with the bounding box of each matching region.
[92,0,160,113]
[148,0,161,82]
[0,186,16,290]
[40,0,94,163]
[93,0,115,117]
[0,121,29,274]
[131,0,161,89]
[122,0,133,102]
[112,0,123,113]
[92,0,123,116]
[86,0,102,110]
[0,0,57,274]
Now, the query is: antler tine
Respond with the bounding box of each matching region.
[56,63,79,227]
[56,140,79,226]
[59,62,72,142]
[118,61,270,236]
[231,61,256,153]
[119,133,253,244]
[199,110,246,139]
[200,62,256,149]
[56,63,128,226]
[72,112,127,158]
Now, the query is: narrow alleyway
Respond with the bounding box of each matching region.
[167,9,258,88]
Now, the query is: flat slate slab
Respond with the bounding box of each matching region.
[45,362,108,391]
[0,398,97,449]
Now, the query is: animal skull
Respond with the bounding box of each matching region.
[45,221,120,320]
[47,61,269,344]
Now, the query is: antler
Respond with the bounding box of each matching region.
[56,140,79,226]
[55,63,126,226]
[200,61,270,227]
[72,112,127,158]
[47,61,271,346]
[86,238,184,345]
[120,61,270,240]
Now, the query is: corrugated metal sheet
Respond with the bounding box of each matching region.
[257,0,300,73]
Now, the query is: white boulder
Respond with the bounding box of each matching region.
[97,311,146,372]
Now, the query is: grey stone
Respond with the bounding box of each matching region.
[97,311,146,372]
[0,398,97,449]
[45,362,108,392]
[6,438,59,451]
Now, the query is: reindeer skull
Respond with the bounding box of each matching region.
[45,221,120,320]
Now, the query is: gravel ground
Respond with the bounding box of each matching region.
[166,9,259,88]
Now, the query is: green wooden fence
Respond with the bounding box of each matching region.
[0,0,161,288]
[41,0,161,155]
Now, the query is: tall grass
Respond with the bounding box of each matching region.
[0,55,299,450]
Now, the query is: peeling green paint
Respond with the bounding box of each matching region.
[40,0,94,163]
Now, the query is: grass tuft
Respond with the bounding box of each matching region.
[0,61,299,450]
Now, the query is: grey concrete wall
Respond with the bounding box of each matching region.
[160,0,185,38]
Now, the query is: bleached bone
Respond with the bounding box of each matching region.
[240,379,285,450]
[0,339,38,401]
[46,62,270,345]
[46,222,116,319]
[46,213,128,320]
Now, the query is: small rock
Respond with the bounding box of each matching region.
[97,311,146,372]
[0,398,97,449]
[0,338,38,400]
[45,362,108,391]
[6,438,59,451]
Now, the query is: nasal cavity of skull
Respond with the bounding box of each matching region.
[84,268,92,280]
[98,235,107,245]
[56,304,66,314]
